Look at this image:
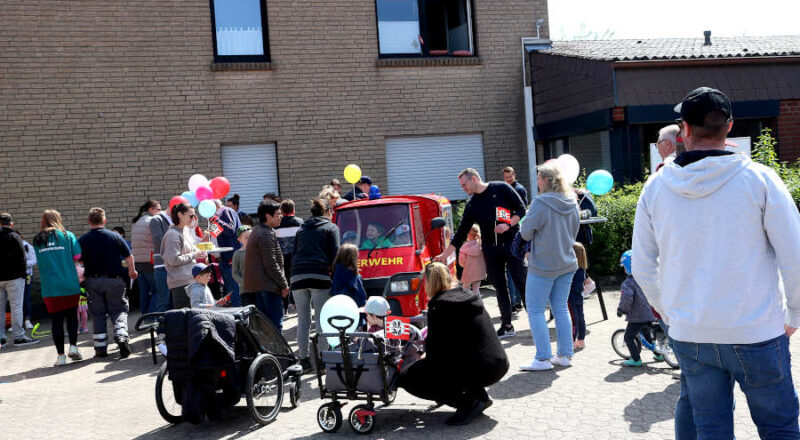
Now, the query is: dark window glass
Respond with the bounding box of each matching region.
[211,0,270,62]
[376,0,474,57]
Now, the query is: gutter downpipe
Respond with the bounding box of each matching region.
[521,37,551,197]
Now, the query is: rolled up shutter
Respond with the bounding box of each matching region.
[221,144,279,214]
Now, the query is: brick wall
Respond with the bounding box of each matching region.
[778,99,800,162]
[0,0,546,238]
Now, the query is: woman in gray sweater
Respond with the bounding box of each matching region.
[519,160,580,371]
[160,203,207,309]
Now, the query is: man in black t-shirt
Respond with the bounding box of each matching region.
[435,168,527,338]
[79,207,137,359]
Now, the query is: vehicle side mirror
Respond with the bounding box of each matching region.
[430,217,446,230]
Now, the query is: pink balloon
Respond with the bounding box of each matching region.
[195,185,214,201]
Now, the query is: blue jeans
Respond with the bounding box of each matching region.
[137,271,156,314]
[526,271,575,360]
[152,267,171,313]
[246,291,284,332]
[659,320,698,440]
[507,267,521,306]
[219,258,241,307]
[672,334,800,439]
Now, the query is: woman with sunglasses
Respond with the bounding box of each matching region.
[160,202,207,309]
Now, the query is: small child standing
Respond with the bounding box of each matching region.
[569,242,588,349]
[617,250,657,367]
[458,224,486,294]
[186,263,216,308]
[232,225,252,295]
[77,293,89,334]
[330,243,367,308]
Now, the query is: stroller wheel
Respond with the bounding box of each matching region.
[349,404,376,435]
[289,375,301,408]
[317,402,343,433]
[155,362,184,424]
[246,354,284,425]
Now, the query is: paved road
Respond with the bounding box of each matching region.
[1,288,795,439]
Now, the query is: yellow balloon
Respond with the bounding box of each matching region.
[343,164,362,184]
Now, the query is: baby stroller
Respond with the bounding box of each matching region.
[135,306,302,425]
[311,314,422,435]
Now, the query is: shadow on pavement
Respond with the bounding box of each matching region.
[0,356,98,383]
[624,381,680,433]
[489,370,559,400]
[604,361,675,383]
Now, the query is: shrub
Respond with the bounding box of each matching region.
[752,128,800,205]
[587,182,642,276]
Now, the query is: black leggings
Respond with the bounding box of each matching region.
[50,306,78,355]
[624,322,653,362]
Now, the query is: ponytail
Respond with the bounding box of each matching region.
[132,200,159,223]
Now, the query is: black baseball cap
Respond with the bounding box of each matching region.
[359,176,373,185]
[674,87,732,126]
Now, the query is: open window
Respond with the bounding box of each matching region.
[375,0,475,58]
[210,0,270,63]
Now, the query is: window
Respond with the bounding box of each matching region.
[336,205,413,251]
[376,0,475,57]
[210,0,270,63]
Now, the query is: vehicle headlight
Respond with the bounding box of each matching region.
[391,281,409,292]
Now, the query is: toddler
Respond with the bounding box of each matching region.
[78,293,89,334]
[569,242,588,349]
[330,243,367,308]
[232,225,251,294]
[458,224,486,294]
[186,263,216,308]
[617,250,657,367]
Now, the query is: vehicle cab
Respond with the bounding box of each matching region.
[333,194,456,317]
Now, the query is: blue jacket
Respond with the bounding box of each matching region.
[330,263,367,307]
[214,207,241,262]
[618,275,656,323]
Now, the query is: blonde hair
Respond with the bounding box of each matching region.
[573,242,588,270]
[318,186,340,204]
[34,209,67,247]
[333,243,359,274]
[424,262,452,299]
[468,224,481,243]
[537,160,571,195]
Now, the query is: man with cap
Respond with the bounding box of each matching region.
[342,176,372,201]
[632,87,800,438]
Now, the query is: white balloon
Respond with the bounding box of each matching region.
[557,154,580,185]
[319,295,360,347]
[188,174,209,192]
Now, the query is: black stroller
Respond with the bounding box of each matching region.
[312,315,421,435]
[135,306,302,425]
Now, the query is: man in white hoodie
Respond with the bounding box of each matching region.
[633,87,800,439]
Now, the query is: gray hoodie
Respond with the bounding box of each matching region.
[520,192,580,278]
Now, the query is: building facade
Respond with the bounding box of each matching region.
[527,35,800,181]
[2,0,547,237]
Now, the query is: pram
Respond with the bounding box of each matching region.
[311,314,423,435]
[135,306,302,425]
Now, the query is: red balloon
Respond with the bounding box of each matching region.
[209,176,231,199]
[169,195,189,211]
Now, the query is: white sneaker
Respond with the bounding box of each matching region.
[68,345,83,361]
[25,319,33,330]
[54,354,67,367]
[551,355,572,367]
[520,359,553,371]
[157,343,168,356]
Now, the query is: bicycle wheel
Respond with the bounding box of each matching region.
[611,329,630,360]
[246,354,284,425]
[155,362,184,424]
[656,335,680,369]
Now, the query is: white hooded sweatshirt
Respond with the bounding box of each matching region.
[632,153,800,344]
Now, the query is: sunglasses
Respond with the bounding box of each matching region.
[189,214,197,220]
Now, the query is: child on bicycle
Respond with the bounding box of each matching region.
[617,250,657,367]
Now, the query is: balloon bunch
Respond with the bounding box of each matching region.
[168,174,232,218]
[553,154,614,196]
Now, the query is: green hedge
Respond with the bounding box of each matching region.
[587,182,642,275]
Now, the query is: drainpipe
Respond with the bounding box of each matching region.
[521,36,551,197]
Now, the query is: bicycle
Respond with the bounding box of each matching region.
[611,321,679,369]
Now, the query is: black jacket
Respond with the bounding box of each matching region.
[276,215,303,256]
[342,186,367,201]
[452,182,526,248]
[0,226,26,281]
[291,216,340,282]
[425,287,509,388]
[576,190,598,247]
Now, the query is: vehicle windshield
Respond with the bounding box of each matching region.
[336,204,412,250]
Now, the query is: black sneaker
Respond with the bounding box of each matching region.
[299,357,313,374]
[513,303,524,313]
[14,336,40,346]
[445,399,492,426]
[118,341,131,359]
[496,325,515,339]
[94,348,109,358]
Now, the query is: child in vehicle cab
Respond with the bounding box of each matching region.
[360,223,392,250]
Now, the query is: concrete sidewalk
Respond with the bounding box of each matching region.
[0,288,794,439]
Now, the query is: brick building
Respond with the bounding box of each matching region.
[1,0,547,238]
[527,35,800,181]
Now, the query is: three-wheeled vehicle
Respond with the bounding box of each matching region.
[333,194,456,319]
